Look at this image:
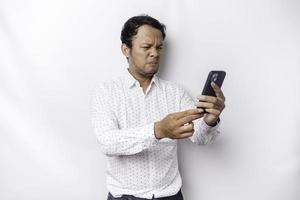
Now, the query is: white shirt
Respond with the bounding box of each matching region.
[90,70,220,199]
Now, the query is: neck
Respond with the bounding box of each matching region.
[127,67,153,91]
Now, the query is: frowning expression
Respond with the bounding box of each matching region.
[122,25,164,78]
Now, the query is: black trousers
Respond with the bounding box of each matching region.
[107,189,184,200]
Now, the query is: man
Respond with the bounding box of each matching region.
[91,15,225,200]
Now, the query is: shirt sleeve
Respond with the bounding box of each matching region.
[90,84,158,157]
[179,87,221,145]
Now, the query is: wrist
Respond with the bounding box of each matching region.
[154,122,164,139]
[204,117,220,127]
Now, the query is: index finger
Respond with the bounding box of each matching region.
[177,114,202,125]
[174,108,203,119]
[211,82,225,100]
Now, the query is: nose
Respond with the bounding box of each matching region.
[149,48,159,58]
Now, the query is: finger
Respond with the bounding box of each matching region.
[177,114,203,125]
[174,108,204,119]
[177,132,193,139]
[196,108,205,113]
[205,108,221,116]
[211,82,225,100]
[176,123,194,134]
[215,99,225,110]
[195,101,214,109]
[203,98,224,109]
[197,95,225,107]
[196,99,224,114]
[197,95,218,103]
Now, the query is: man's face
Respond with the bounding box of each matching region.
[122,25,164,77]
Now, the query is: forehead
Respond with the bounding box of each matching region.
[132,25,163,43]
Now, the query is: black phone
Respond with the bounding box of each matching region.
[201,70,226,97]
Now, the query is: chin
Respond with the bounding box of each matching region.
[146,67,159,76]
[148,64,159,72]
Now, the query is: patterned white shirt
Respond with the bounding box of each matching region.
[90,69,220,199]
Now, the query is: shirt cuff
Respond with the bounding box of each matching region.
[200,118,220,135]
[142,123,159,149]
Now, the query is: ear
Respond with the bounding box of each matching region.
[121,43,130,59]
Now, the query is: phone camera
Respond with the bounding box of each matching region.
[211,73,218,82]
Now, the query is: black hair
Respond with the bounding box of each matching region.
[121,14,166,48]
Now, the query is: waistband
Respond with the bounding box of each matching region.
[107,189,183,200]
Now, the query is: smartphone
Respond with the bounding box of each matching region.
[201,71,226,97]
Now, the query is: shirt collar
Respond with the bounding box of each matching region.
[123,68,161,90]
[151,74,161,89]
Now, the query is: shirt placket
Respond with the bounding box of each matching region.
[137,86,154,192]
[145,86,156,194]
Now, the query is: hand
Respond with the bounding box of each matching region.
[154,109,205,139]
[195,82,226,126]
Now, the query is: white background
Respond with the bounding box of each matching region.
[1,0,299,199]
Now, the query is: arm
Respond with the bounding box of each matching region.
[90,84,158,157]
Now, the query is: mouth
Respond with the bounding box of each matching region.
[148,63,158,69]
[148,61,159,65]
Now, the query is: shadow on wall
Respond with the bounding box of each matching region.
[156,39,170,78]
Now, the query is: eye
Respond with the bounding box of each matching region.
[158,46,164,50]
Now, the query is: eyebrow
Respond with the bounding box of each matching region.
[140,43,163,46]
